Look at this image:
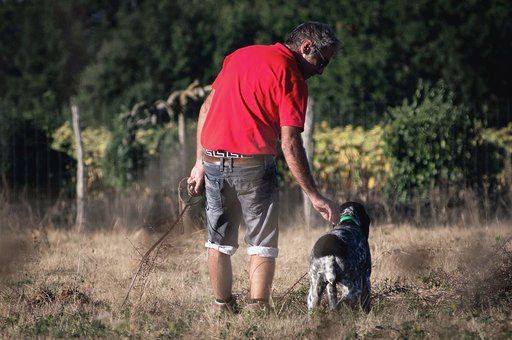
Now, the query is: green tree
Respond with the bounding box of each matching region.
[384,81,481,205]
[0,0,118,189]
[77,0,220,127]
[305,0,512,126]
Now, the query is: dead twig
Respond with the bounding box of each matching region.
[276,271,308,316]
[124,234,143,258]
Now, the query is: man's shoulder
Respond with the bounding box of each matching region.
[231,43,294,65]
[234,43,287,54]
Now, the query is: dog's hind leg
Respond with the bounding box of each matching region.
[324,256,338,310]
[326,282,337,310]
[307,274,326,312]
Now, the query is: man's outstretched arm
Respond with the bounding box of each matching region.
[281,126,338,223]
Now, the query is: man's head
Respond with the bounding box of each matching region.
[285,21,341,79]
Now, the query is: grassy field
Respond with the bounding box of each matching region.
[1,221,511,339]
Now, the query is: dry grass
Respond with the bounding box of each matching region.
[1,221,511,338]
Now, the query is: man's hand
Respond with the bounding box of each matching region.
[187,162,205,196]
[310,194,339,224]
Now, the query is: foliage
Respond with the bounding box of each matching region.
[71,0,512,127]
[482,123,512,154]
[51,122,112,189]
[102,114,179,190]
[51,119,180,191]
[0,0,119,187]
[2,0,511,129]
[76,0,220,127]
[2,0,512,205]
[482,123,512,189]
[312,115,508,211]
[0,0,111,129]
[383,81,479,204]
[309,0,512,126]
[313,123,389,198]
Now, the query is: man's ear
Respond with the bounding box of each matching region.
[300,39,313,56]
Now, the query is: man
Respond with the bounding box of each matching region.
[187,21,340,312]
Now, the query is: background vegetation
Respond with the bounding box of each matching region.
[1,0,511,220]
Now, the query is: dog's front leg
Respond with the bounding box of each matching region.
[361,280,371,313]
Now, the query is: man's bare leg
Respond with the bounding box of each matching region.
[249,255,275,300]
[208,249,232,300]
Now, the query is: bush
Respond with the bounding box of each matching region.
[482,123,512,190]
[102,114,179,190]
[51,117,180,191]
[383,81,477,205]
[51,122,112,189]
[314,123,389,199]
[384,82,502,209]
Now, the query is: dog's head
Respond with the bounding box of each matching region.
[336,201,371,239]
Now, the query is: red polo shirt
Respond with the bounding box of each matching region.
[201,43,308,156]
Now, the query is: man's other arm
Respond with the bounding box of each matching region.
[187,89,215,195]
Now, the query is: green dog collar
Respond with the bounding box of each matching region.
[339,215,360,226]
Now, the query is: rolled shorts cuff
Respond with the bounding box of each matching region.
[205,241,237,256]
[247,246,279,258]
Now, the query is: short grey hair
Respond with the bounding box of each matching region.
[285,21,341,52]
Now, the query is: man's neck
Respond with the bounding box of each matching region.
[284,44,310,80]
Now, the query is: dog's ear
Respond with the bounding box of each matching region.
[356,203,371,239]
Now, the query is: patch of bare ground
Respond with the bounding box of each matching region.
[1,222,511,338]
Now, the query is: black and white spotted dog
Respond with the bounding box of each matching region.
[307,201,371,313]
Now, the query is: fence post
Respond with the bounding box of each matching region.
[303,97,315,228]
[71,104,86,232]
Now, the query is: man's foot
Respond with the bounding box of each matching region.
[212,296,239,316]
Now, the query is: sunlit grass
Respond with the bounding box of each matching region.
[1,221,511,338]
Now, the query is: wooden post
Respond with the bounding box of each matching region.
[178,109,187,176]
[71,104,86,232]
[303,97,315,228]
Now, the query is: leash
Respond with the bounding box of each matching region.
[121,177,203,308]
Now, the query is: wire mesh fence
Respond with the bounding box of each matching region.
[1,98,511,230]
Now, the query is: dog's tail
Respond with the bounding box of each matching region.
[323,255,340,310]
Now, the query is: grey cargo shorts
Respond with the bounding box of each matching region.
[203,157,279,258]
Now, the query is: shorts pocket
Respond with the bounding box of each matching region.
[205,172,224,212]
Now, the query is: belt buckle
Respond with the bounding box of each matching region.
[204,149,252,159]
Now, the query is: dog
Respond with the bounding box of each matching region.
[307,201,371,313]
